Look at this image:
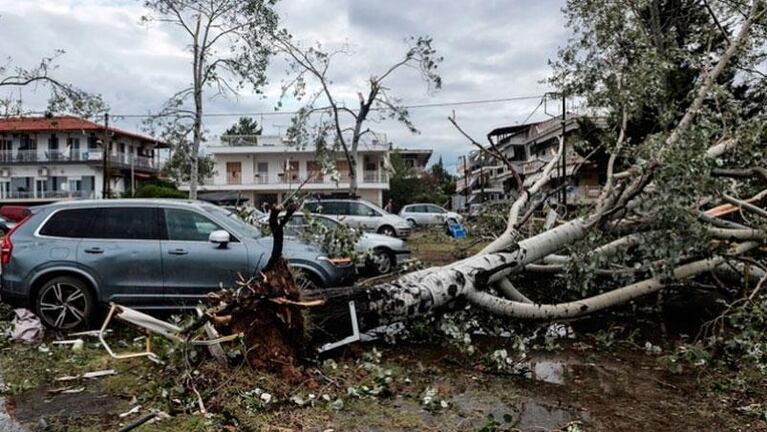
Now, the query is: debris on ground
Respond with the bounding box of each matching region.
[7,309,43,343]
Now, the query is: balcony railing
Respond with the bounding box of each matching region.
[0,190,95,200]
[202,171,388,187]
[0,150,158,170]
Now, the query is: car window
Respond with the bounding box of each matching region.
[408,205,425,213]
[304,202,319,213]
[164,208,226,242]
[39,208,96,238]
[314,201,350,216]
[315,216,340,229]
[350,202,379,217]
[89,207,160,240]
[427,205,446,214]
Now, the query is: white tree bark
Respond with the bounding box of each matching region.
[466,242,759,319]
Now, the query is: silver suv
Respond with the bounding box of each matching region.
[304,199,411,238]
[0,199,355,329]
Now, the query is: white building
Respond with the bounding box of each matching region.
[457,115,605,209]
[195,134,390,207]
[0,116,166,203]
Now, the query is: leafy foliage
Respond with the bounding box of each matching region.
[142,0,281,198]
[225,116,263,136]
[384,152,456,210]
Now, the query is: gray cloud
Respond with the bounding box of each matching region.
[0,0,570,172]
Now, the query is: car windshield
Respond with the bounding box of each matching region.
[203,206,263,239]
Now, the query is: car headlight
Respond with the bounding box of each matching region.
[318,256,353,266]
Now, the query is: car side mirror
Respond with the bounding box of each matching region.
[209,230,230,248]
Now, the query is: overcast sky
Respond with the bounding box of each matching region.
[0,0,570,171]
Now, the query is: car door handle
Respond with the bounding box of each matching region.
[83,247,103,254]
[168,249,188,255]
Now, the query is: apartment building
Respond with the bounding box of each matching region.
[0,116,166,203]
[195,134,390,207]
[457,115,604,209]
[392,148,432,176]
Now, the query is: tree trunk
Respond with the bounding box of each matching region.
[189,14,203,200]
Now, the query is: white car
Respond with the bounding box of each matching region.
[399,203,463,227]
[284,214,412,274]
[303,199,411,238]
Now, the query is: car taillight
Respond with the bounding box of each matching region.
[1,216,29,266]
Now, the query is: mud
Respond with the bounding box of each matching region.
[8,387,126,429]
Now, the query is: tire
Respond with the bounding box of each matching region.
[378,225,396,237]
[295,270,321,291]
[35,276,94,330]
[368,248,394,275]
[406,219,416,228]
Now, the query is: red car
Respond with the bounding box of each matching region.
[0,206,30,223]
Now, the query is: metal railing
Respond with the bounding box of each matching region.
[0,150,158,169]
[201,171,389,187]
[0,190,95,200]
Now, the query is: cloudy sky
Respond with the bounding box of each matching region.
[0,0,570,172]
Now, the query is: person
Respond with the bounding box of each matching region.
[384,199,394,213]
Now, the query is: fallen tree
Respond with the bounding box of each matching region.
[172,0,767,381]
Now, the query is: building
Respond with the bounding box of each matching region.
[391,148,432,176]
[456,115,604,210]
[0,116,166,203]
[194,134,390,207]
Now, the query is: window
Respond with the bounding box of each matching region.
[164,208,225,241]
[409,205,427,213]
[309,201,350,216]
[88,207,160,240]
[350,202,379,217]
[39,208,96,238]
[427,205,446,214]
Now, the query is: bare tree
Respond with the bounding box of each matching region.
[274,35,443,196]
[141,0,279,199]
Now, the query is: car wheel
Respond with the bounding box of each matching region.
[378,225,396,237]
[406,218,416,228]
[35,276,94,330]
[369,248,394,275]
[294,270,321,291]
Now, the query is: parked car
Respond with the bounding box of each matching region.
[0,205,30,222]
[399,203,463,227]
[282,213,412,274]
[303,199,411,238]
[0,216,15,236]
[0,199,355,330]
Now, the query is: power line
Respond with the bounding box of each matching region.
[111,94,545,119]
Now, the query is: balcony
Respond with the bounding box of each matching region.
[0,190,96,200]
[199,170,388,189]
[0,150,159,170]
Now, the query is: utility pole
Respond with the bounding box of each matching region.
[101,112,110,199]
[561,94,567,209]
[462,156,469,209]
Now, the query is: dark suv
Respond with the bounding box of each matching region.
[0,199,355,329]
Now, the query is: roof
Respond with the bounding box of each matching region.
[0,116,168,148]
[392,148,433,165]
[487,123,542,139]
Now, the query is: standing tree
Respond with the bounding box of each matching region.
[274,35,443,196]
[224,116,263,136]
[141,0,280,199]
